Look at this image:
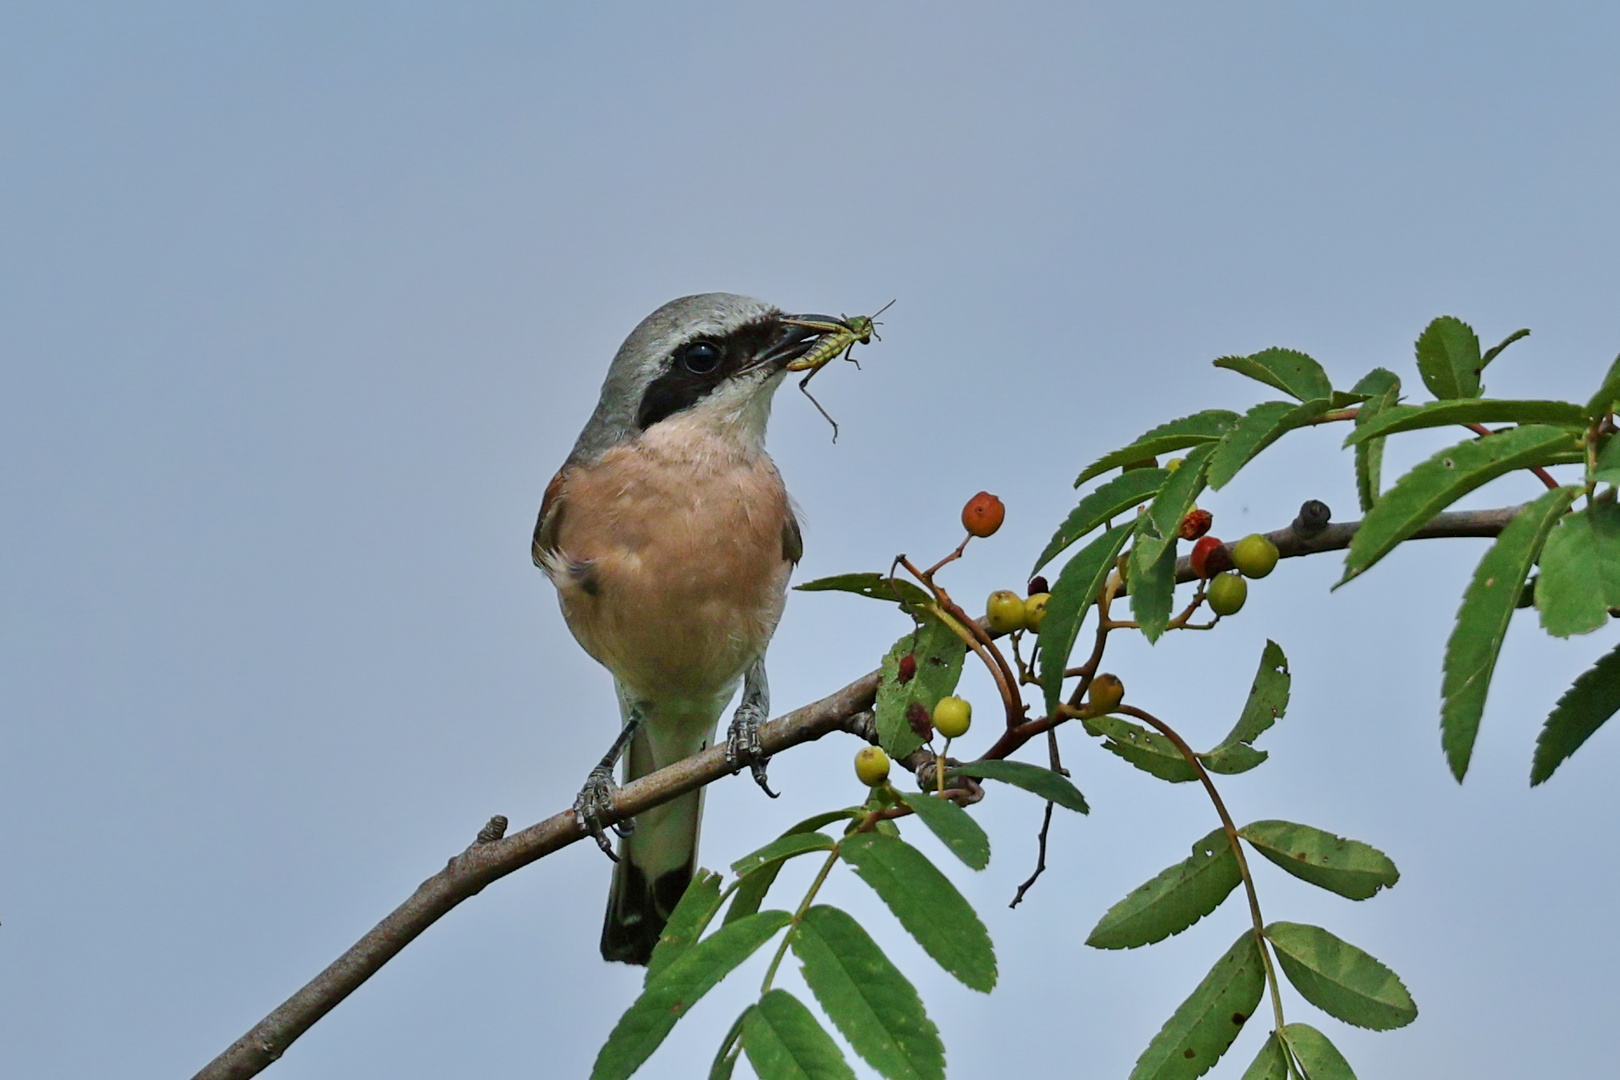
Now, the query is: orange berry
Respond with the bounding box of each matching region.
[962,491,1005,537]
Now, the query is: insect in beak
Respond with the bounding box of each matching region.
[778,299,896,442]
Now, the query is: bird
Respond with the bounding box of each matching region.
[533,293,840,964]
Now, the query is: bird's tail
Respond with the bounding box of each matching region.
[600,700,713,965]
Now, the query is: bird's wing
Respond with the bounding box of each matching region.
[532,467,569,569]
[781,507,803,565]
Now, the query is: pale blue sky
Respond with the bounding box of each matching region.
[4,4,1619,1078]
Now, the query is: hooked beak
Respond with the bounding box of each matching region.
[757,313,847,371]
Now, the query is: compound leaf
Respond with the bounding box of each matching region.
[1038,522,1134,715]
[1126,932,1266,1080]
[1087,828,1242,949]
[645,869,724,984]
[897,791,990,871]
[1201,641,1290,775]
[1535,502,1620,637]
[1208,399,1337,491]
[1280,1024,1356,1080]
[1213,347,1332,402]
[1239,1034,1289,1080]
[1089,714,1199,783]
[795,573,933,611]
[949,759,1089,812]
[1415,316,1485,399]
[1035,469,1167,575]
[1351,370,1402,511]
[1265,922,1417,1031]
[1239,820,1399,901]
[1344,399,1588,444]
[742,989,856,1080]
[1077,410,1241,486]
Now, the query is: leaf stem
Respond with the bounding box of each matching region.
[759,847,841,994]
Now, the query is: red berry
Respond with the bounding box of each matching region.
[1178,508,1213,541]
[962,492,1005,537]
[1027,575,1050,597]
[1190,536,1223,578]
[897,653,917,684]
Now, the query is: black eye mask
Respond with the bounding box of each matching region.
[634,319,780,430]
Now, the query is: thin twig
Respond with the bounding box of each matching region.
[1009,728,1066,908]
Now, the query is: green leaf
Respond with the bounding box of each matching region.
[1442,487,1581,778]
[1280,1024,1356,1080]
[1586,353,1620,418]
[1213,347,1333,403]
[645,869,725,985]
[1594,432,1620,485]
[710,1009,750,1080]
[1038,522,1134,715]
[897,791,990,870]
[1087,828,1242,949]
[1530,640,1620,785]
[1481,327,1531,369]
[1034,469,1168,575]
[742,989,856,1080]
[1127,932,1266,1080]
[1345,399,1589,445]
[1089,714,1199,783]
[839,832,996,992]
[1265,922,1417,1030]
[1130,513,1181,643]
[731,832,838,878]
[592,911,793,1080]
[728,812,860,926]
[1207,399,1337,491]
[1351,370,1402,512]
[1200,641,1290,775]
[1535,502,1620,637]
[948,759,1090,812]
[1415,316,1485,399]
[795,573,934,611]
[1239,820,1399,900]
[1140,442,1217,563]
[1340,425,1582,586]
[792,906,944,1080]
[874,616,966,759]
[1240,1034,1290,1080]
[1076,410,1241,486]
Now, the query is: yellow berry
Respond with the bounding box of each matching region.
[1024,592,1051,631]
[1087,673,1125,716]
[854,745,891,786]
[1207,572,1248,616]
[1231,534,1279,579]
[986,590,1027,633]
[933,696,972,739]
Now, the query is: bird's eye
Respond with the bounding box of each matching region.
[679,341,722,374]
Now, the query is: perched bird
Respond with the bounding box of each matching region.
[533,293,839,964]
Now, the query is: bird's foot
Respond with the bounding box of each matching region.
[725,705,778,798]
[573,763,633,859]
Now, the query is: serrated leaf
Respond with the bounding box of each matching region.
[839,832,996,992]
[710,1009,750,1080]
[1265,922,1417,1030]
[1197,743,1269,775]
[592,911,793,1080]
[1530,640,1620,785]
[1239,820,1399,900]
[874,616,965,759]
[1351,370,1402,512]
[1141,442,1217,562]
[1442,487,1580,778]
[1344,399,1589,444]
[1594,432,1620,485]
[1213,348,1332,403]
[898,791,990,870]
[728,812,860,926]
[1034,469,1167,575]
[1207,399,1336,491]
[948,759,1090,812]
[792,906,943,1080]
[1130,514,1181,643]
[645,869,724,984]
[742,989,856,1080]
[1127,932,1266,1080]
[1481,327,1531,368]
[1240,1034,1289,1080]
[1204,641,1290,760]
[1340,425,1581,585]
[1038,522,1133,715]
[731,832,837,879]
[1415,316,1485,399]
[1586,353,1620,418]
[1089,714,1199,783]
[1536,502,1620,637]
[1087,828,1242,949]
[1280,1024,1355,1080]
[1076,410,1241,486]
[795,573,934,610]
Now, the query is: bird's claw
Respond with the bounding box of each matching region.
[573,763,632,860]
[726,708,779,798]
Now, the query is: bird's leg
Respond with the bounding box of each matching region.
[726,658,779,798]
[574,706,642,859]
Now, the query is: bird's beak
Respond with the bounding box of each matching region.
[757,313,847,371]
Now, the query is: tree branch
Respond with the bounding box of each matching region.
[193,500,1529,1080]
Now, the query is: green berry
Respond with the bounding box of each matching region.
[1024,592,1051,631]
[986,590,1027,633]
[1231,533,1279,578]
[933,696,972,739]
[1207,572,1248,616]
[854,745,891,786]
